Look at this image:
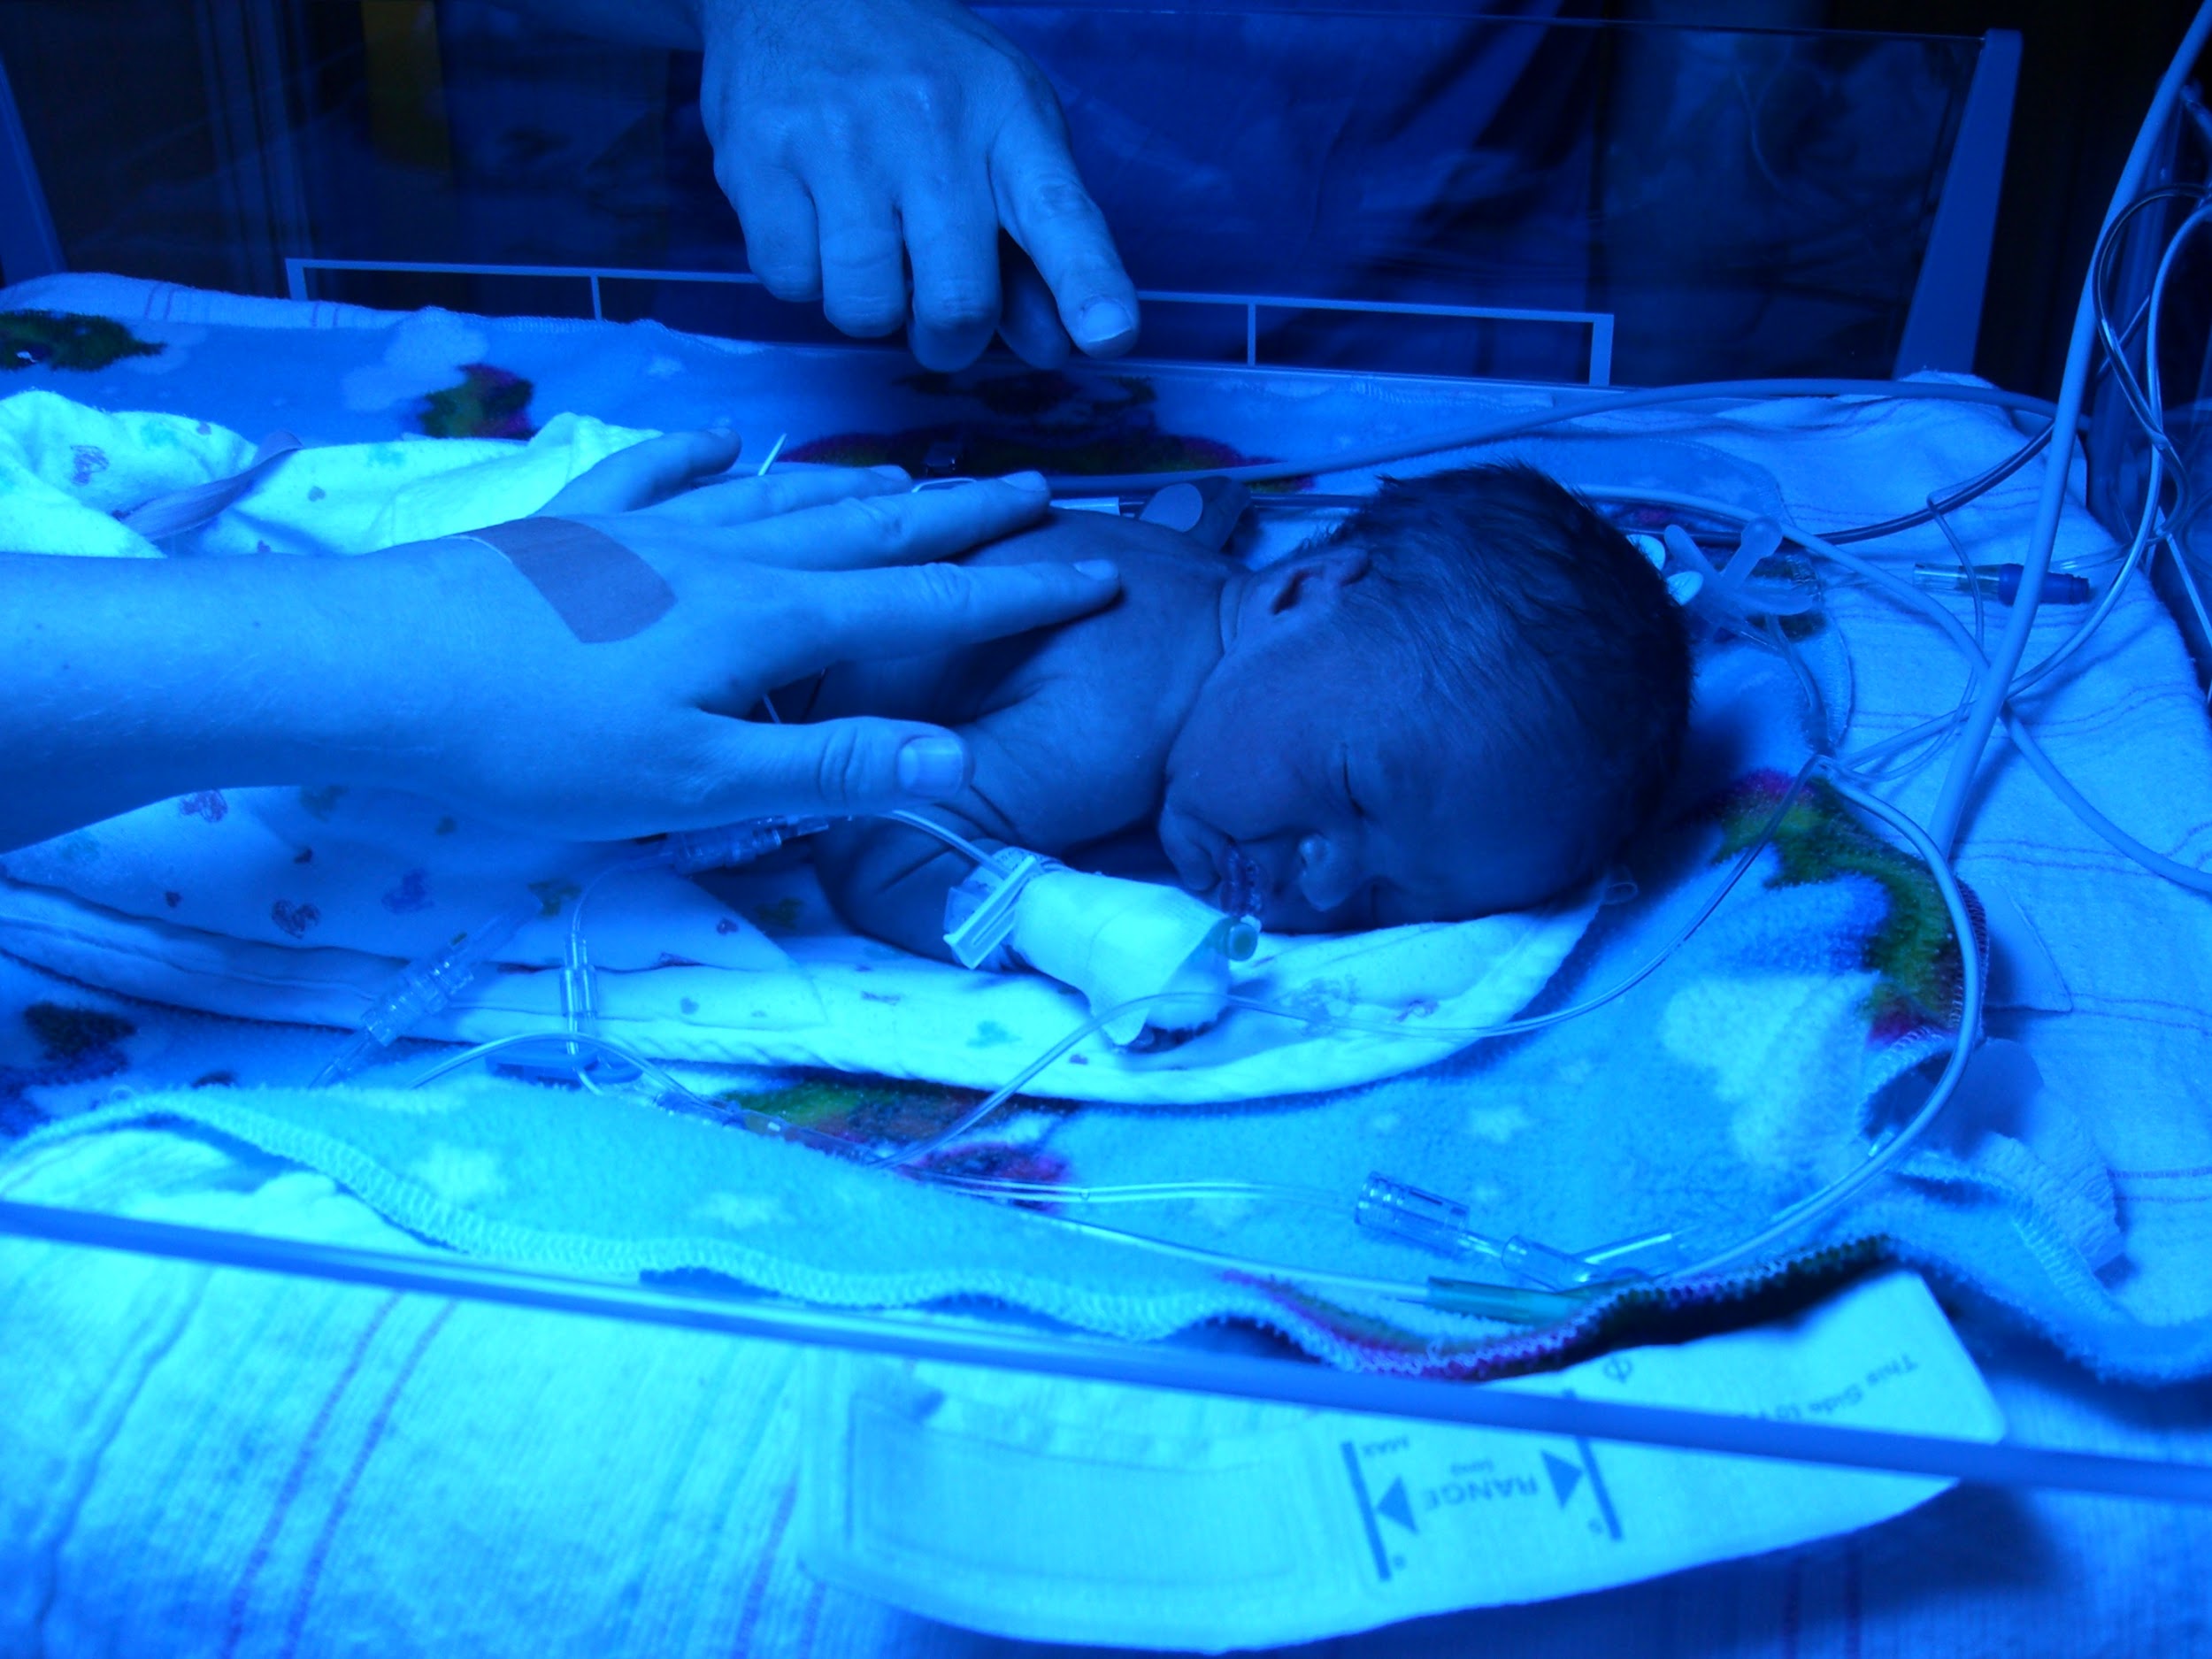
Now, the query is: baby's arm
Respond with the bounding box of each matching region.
[811,795,1007,963]
[813,680,1142,963]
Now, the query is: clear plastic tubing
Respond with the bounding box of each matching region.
[313,895,541,1087]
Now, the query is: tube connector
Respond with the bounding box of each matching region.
[943,852,1048,969]
[1912,563,2093,605]
[1355,1172,1609,1290]
[315,896,538,1086]
[656,815,829,875]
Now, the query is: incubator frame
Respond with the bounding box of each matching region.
[1,4,2208,1513]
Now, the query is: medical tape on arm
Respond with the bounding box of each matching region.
[463,517,675,643]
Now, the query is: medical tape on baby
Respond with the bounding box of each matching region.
[465,517,674,643]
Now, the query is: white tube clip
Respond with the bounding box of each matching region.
[943,853,1048,970]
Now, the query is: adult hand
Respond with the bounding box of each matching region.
[0,433,1118,852]
[396,430,1118,838]
[695,0,1140,372]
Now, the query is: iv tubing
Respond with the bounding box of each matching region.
[1671,764,1981,1279]
[1040,380,2064,495]
[2141,206,2212,654]
[874,762,1814,1173]
[1925,0,2212,855]
[1586,481,2212,894]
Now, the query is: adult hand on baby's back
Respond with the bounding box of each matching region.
[391,429,1119,839]
[695,0,1140,371]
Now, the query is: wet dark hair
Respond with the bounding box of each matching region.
[1319,462,1692,886]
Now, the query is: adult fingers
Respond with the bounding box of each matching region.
[691,713,979,820]
[766,552,1120,679]
[903,173,1005,372]
[993,114,1138,358]
[995,238,1071,369]
[653,465,912,533]
[735,472,1053,572]
[811,165,910,339]
[724,161,824,302]
[540,429,742,517]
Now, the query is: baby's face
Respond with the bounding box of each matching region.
[1158,595,1578,932]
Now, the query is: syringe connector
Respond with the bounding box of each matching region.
[1356,1172,1606,1289]
[657,815,830,875]
[1356,1173,1502,1263]
[317,897,536,1085]
[560,931,598,1031]
[1912,563,2093,605]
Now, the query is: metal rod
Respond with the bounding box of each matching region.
[4,1199,2206,1504]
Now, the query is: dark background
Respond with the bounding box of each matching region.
[1830,0,2203,397]
[0,0,2202,399]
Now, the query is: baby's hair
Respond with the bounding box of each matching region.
[1321,462,1691,885]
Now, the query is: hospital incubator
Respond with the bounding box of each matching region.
[2,4,2212,1654]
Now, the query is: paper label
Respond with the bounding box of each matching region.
[798,1270,2001,1649]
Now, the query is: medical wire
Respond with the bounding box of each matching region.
[1816,425,2054,549]
[1930,490,1989,653]
[872,758,1818,1176]
[2112,194,2212,675]
[1832,441,2170,776]
[2094,188,2212,452]
[1671,762,1982,1279]
[1819,496,2212,894]
[374,19,2212,1304]
[1586,478,2212,895]
[918,1175,1343,1213]
[1926,0,2212,856]
[2139,205,2212,665]
[383,406,2181,1291]
[885,808,1005,870]
[1810,182,2201,787]
[379,494,1984,1296]
[1038,379,2063,496]
[398,1022,1581,1318]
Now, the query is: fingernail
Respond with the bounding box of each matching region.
[870,463,910,480]
[1075,298,1134,347]
[1073,558,1118,581]
[1004,470,1048,492]
[896,735,967,796]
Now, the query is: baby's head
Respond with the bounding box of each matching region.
[1158,464,1690,930]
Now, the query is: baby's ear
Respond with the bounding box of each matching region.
[1261,545,1371,614]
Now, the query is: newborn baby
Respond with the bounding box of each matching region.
[795,463,1691,961]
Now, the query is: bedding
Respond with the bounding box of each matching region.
[4,273,2212,1650]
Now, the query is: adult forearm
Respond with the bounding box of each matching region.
[0,553,434,852]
